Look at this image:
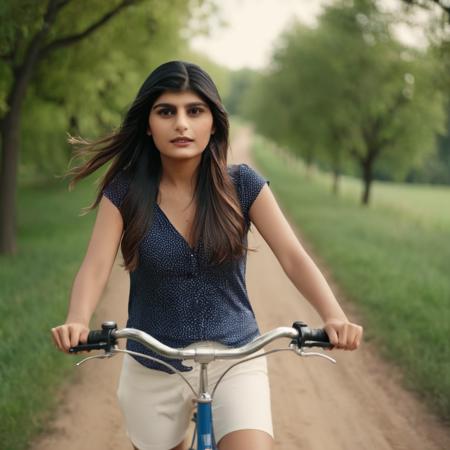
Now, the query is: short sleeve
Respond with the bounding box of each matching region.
[237,163,270,219]
[101,169,131,209]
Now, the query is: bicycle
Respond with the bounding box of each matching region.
[70,321,336,450]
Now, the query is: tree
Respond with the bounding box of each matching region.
[0,0,141,255]
[239,26,333,177]
[224,68,257,116]
[0,0,214,255]
[248,0,447,204]
[21,1,206,177]
[401,0,450,22]
[398,0,450,184]
[321,0,447,203]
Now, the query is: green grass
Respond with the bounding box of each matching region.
[0,173,100,450]
[251,134,450,422]
[302,161,450,232]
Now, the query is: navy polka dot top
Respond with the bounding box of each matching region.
[102,163,269,373]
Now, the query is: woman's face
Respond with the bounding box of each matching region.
[147,89,215,161]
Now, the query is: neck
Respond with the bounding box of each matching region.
[159,154,202,193]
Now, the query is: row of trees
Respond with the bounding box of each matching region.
[235,0,449,205]
[2,0,449,257]
[0,0,223,255]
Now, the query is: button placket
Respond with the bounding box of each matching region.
[197,284,205,340]
[189,252,198,277]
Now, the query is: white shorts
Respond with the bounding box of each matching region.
[117,347,274,450]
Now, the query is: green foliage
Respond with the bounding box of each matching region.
[241,0,448,199]
[252,134,450,421]
[0,0,220,180]
[0,1,47,52]
[20,89,70,178]
[224,68,259,116]
[398,0,450,183]
[406,105,450,184]
[0,1,45,114]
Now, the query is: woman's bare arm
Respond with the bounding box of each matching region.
[249,184,363,350]
[51,196,124,352]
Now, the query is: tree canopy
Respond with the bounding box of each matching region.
[240,0,448,204]
[0,0,220,254]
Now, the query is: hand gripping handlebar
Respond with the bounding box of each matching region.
[68,321,118,353]
[292,321,332,348]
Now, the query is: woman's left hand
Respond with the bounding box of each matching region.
[323,318,363,351]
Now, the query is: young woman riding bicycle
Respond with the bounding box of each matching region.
[51,60,363,450]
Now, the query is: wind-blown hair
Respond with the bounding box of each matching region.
[64,60,247,272]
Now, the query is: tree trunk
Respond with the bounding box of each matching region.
[0,0,136,255]
[0,66,35,254]
[361,158,373,205]
[0,118,19,254]
[0,0,55,255]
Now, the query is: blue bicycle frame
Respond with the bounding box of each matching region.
[191,363,217,450]
[196,400,217,450]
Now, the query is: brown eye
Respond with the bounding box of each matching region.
[189,107,203,115]
[158,108,173,116]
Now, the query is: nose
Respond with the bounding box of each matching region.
[174,110,189,132]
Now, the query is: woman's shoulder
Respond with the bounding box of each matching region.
[102,168,132,209]
[227,163,269,188]
[227,163,269,214]
[227,162,259,179]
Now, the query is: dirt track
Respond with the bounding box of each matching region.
[31,126,450,450]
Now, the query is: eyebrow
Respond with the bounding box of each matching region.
[152,101,208,110]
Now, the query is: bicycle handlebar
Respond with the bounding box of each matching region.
[69,321,332,360]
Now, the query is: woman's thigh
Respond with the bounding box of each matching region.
[218,429,274,450]
[209,352,274,447]
[117,354,193,450]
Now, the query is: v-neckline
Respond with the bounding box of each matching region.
[155,203,196,253]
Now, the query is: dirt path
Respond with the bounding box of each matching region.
[31,126,450,450]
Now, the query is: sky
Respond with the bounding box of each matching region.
[189,0,433,71]
[190,0,329,70]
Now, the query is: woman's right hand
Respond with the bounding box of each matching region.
[51,323,90,353]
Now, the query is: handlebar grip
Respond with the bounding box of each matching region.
[292,321,333,348]
[306,328,330,346]
[69,321,118,353]
[69,341,110,353]
[87,329,107,344]
[69,330,106,353]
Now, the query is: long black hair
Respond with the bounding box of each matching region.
[64,60,246,271]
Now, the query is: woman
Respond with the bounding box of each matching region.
[51,60,363,450]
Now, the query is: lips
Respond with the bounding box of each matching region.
[171,137,194,143]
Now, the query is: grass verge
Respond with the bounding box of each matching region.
[251,133,450,422]
[0,172,100,450]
